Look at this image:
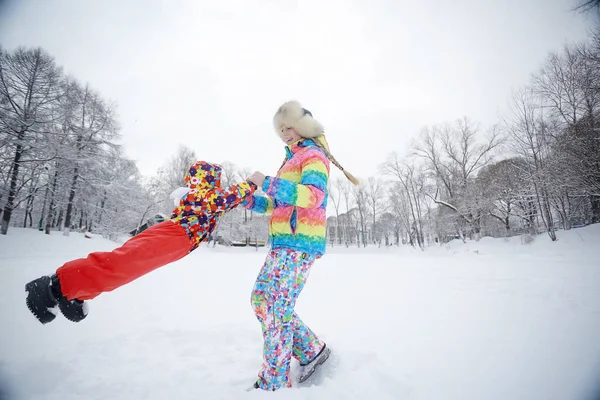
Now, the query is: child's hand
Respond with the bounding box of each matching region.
[248,171,266,188]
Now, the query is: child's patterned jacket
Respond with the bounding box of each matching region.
[169,161,256,250]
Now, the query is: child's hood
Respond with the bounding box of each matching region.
[169,161,222,206]
[185,161,222,193]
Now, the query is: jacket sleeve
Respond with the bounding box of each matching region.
[205,181,258,213]
[241,194,274,215]
[262,152,329,209]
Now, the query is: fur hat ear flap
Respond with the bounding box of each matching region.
[273,100,324,139]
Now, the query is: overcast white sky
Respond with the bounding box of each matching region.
[0,0,595,183]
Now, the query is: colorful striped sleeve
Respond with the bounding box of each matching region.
[242,194,274,215]
[263,152,329,209]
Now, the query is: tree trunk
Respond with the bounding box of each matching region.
[527,199,537,233]
[407,230,414,248]
[590,195,600,224]
[457,225,466,243]
[38,185,50,232]
[57,208,64,230]
[372,209,376,245]
[97,190,107,226]
[530,170,556,241]
[63,167,79,236]
[552,191,571,230]
[540,187,557,241]
[45,167,59,234]
[505,201,511,236]
[409,178,425,248]
[359,214,367,247]
[23,194,35,228]
[403,186,421,248]
[1,130,25,235]
[335,213,341,245]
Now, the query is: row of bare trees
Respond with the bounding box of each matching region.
[326,30,600,247]
[3,25,598,248]
[0,48,266,242]
[0,45,153,238]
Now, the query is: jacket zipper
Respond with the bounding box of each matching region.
[290,206,297,237]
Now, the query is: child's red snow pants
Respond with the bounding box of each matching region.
[56,220,193,301]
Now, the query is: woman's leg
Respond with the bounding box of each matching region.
[291,312,324,365]
[251,249,319,390]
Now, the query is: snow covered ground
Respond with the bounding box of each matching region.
[1,226,600,400]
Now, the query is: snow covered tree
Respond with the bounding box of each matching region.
[503,87,558,240]
[386,182,413,246]
[351,185,368,247]
[0,46,62,234]
[60,80,119,236]
[328,178,343,245]
[381,152,428,248]
[336,178,355,246]
[151,145,198,215]
[366,177,385,245]
[477,157,535,236]
[574,0,600,14]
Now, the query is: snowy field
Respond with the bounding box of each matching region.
[1,226,600,400]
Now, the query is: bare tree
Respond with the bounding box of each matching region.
[387,183,413,246]
[219,161,237,188]
[61,80,119,236]
[409,118,501,241]
[0,46,62,234]
[504,87,557,240]
[574,0,600,14]
[478,157,535,236]
[151,145,198,214]
[366,177,385,244]
[381,152,427,248]
[377,212,395,246]
[328,179,343,245]
[336,178,354,246]
[351,185,368,247]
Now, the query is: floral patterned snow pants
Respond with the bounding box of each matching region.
[251,248,324,390]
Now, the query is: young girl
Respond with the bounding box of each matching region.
[245,100,358,390]
[25,161,257,324]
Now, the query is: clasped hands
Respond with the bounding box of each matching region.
[247,171,266,189]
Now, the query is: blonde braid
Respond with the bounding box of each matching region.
[312,139,360,186]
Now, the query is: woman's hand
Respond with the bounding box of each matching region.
[247,171,266,188]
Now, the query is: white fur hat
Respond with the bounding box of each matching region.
[273,100,324,139]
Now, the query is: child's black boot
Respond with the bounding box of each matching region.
[25,274,88,324]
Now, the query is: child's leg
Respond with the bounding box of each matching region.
[57,220,192,301]
[251,249,317,390]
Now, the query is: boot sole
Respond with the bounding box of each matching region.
[58,299,88,323]
[25,279,58,324]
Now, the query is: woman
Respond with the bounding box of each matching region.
[245,100,358,390]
